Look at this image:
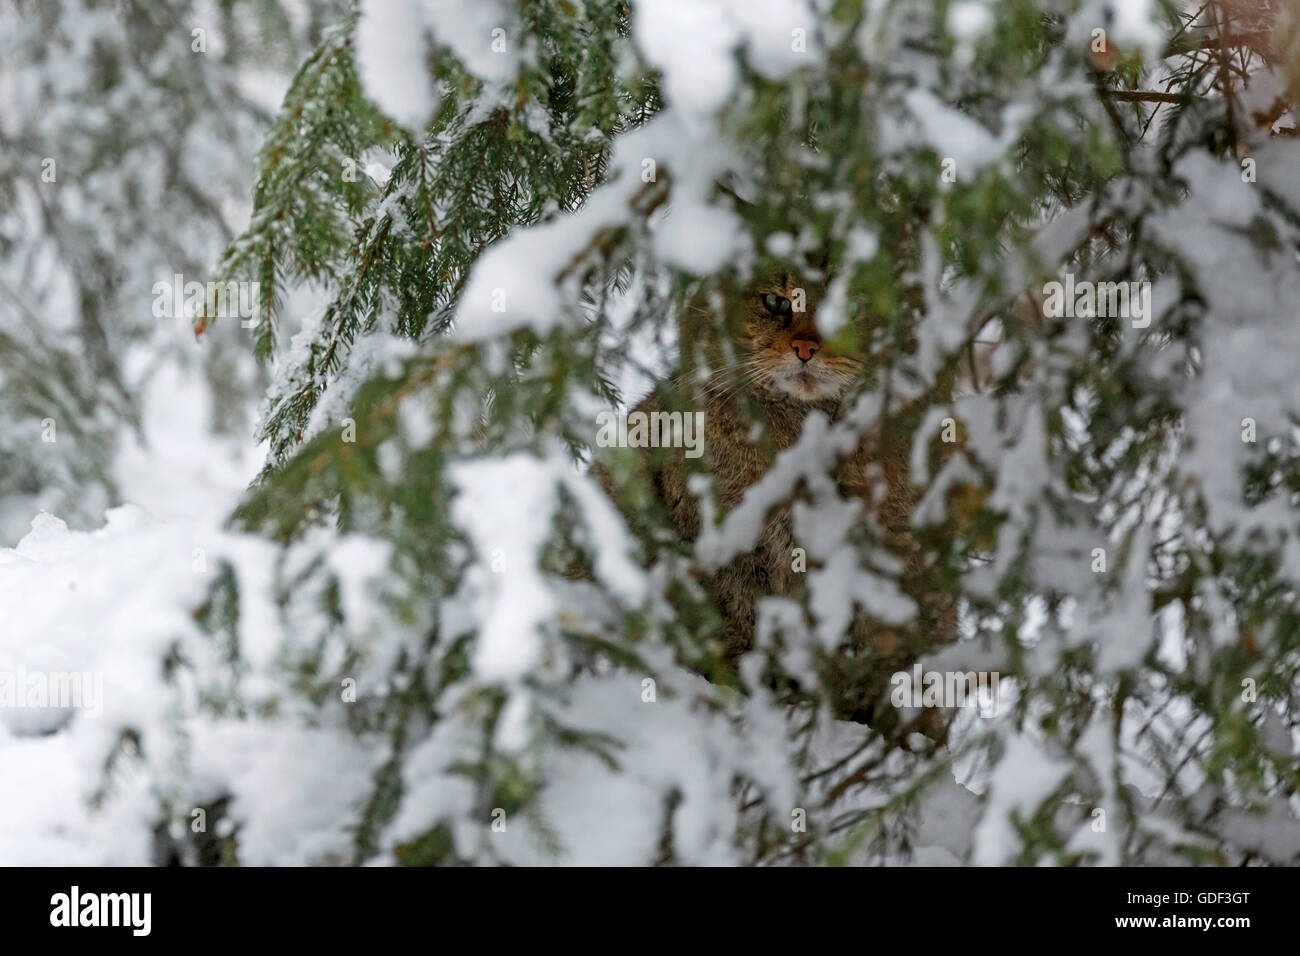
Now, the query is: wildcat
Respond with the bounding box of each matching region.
[603,269,958,728]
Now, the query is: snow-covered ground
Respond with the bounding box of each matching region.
[0,326,267,862]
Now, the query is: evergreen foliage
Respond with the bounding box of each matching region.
[5,0,1300,866]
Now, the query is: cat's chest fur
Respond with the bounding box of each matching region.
[704,391,845,507]
[621,383,885,664]
[702,392,852,603]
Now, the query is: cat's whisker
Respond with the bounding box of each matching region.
[697,361,766,397]
[700,364,773,404]
[669,360,764,396]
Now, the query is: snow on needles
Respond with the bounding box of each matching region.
[356,0,520,134]
[449,451,646,684]
[634,0,818,116]
[451,0,831,343]
[356,0,440,135]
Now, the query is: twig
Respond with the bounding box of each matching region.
[1104,90,1183,104]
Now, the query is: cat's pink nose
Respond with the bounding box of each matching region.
[791,339,819,363]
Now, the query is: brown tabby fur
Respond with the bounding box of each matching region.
[605,270,958,728]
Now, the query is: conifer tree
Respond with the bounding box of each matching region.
[8,0,1300,866]
[0,0,338,535]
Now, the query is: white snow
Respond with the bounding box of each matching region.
[4,0,1298,869]
[356,0,439,134]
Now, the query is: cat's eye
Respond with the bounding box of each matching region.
[762,293,792,323]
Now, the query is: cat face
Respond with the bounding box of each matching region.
[742,271,861,402]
